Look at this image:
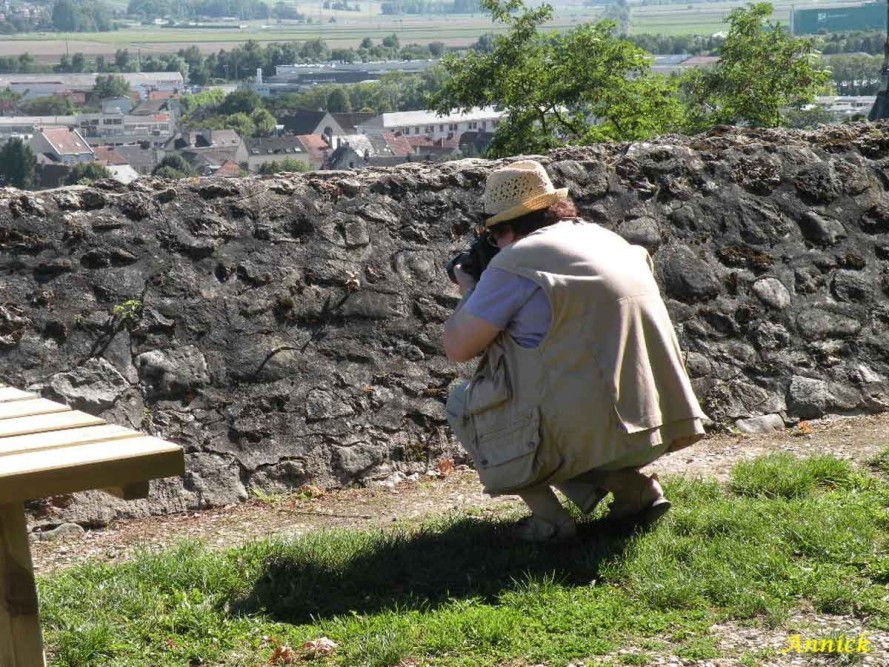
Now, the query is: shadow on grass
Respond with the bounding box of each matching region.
[234,516,633,624]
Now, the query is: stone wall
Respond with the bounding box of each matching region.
[4,122,889,526]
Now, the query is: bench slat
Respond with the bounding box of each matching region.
[0,437,184,504]
[0,388,36,403]
[0,424,140,457]
[0,411,105,439]
[0,399,70,421]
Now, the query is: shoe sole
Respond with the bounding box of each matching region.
[636,498,671,527]
[606,498,672,532]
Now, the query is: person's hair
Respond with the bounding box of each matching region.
[490,198,578,238]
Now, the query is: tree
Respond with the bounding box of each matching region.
[827,53,882,96]
[51,0,79,30]
[219,112,256,138]
[220,89,262,115]
[154,166,188,179]
[115,49,135,72]
[258,158,310,174]
[0,139,36,189]
[93,74,131,101]
[472,32,495,53]
[326,87,352,112]
[153,154,194,178]
[681,3,830,130]
[430,0,685,157]
[0,89,23,111]
[251,108,277,136]
[21,95,75,115]
[300,38,329,62]
[64,162,111,185]
[601,0,629,36]
[180,87,225,114]
[51,0,110,31]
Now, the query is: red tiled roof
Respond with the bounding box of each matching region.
[214,160,241,177]
[405,135,434,148]
[41,127,93,156]
[295,134,330,160]
[92,146,128,166]
[382,133,413,157]
[148,90,177,101]
[404,135,460,149]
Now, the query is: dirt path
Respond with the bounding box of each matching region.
[31,412,889,573]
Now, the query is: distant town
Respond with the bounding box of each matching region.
[0,54,880,190]
[0,0,887,188]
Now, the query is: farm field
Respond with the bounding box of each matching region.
[0,0,875,60]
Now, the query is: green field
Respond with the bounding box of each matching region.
[0,0,875,60]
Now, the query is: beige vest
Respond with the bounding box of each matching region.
[455,219,705,494]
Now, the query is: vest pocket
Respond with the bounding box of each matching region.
[466,354,511,415]
[474,408,541,493]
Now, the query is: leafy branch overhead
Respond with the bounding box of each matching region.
[682,2,831,130]
[430,0,830,157]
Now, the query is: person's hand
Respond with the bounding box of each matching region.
[453,264,477,297]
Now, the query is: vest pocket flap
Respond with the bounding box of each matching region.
[476,409,540,468]
[466,356,511,415]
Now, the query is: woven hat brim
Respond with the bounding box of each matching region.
[485,188,569,228]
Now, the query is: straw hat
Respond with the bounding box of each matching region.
[483,160,569,228]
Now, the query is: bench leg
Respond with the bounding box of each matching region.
[0,502,45,667]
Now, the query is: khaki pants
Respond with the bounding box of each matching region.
[446,380,670,512]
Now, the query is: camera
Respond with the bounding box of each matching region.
[446,230,499,284]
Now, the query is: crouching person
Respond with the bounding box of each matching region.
[444,160,706,543]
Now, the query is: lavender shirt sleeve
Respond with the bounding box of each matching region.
[463,268,552,348]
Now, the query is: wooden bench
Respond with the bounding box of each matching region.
[0,385,185,667]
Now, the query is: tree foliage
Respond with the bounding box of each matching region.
[257,158,310,174]
[827,53,882,96]
[431,0,833,155]
[0,139,37,189]
[251,108,278,136]
[220,89,262,115]
[430,0,685,156]
[153,154,194,178]
[127,0,279,20]
[64,162,111,185]
[682,3,830,130]
[20,95,76,116]
[92,74,131,101]
[51,0,111,31]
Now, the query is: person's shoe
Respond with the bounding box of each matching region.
[605,473,671,529]
[577,487,608,515]
[511,515,577,543]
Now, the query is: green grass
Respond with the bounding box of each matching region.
[39,452,889,666]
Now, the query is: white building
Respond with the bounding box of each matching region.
[0,111,175,147]
[29,127,94,164]
[0,115,76,142]
[76,111,176,145]
[811,96,876,120]
[0,72,184,101]
[356,107,505,141]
